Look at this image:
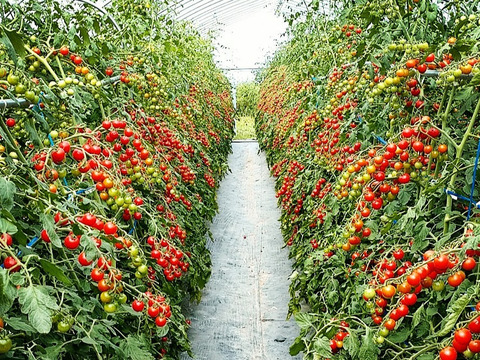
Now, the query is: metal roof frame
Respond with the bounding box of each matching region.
[191,0,269,27]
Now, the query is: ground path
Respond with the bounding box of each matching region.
[181,141,301,360]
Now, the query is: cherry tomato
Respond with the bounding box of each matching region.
[0,337,12,354]
[57,320,72,333]
[384,318,396,331]
[439,346,457,360]
[455,328,472,345]
[132,300,145,312]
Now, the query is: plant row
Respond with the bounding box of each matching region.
[0,0,233,359]
[256,1,480,359]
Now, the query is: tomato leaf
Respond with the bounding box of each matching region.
[289,336,305,356]
[343,329,360,357]
[389,327,410,343]
[358,328,379,360]
[417,354,435,360]
[4,316,36,332]
[0,218,17,235]
[24,117,42,147]
[18,285,59,333]
[118,335,154,360]
[0,28,24,66]
[313,336,332,357]
[81,235,98,261]
[0,269,16,316]
[436,286,474,337]
[471,72,480,86]
[0,178,16,212]
[39,213,62,248]
[38,259,72,286]
[412,303,425,330]
[294,312,315,330]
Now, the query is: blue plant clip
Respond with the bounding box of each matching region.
[128,220,138,235]
[375,135,387,145]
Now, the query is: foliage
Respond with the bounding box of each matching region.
[235,82,260,117]
[257,0,480,359]
[234,116,256,140]
[0,0,234,358]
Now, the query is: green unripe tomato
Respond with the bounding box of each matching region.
[363,288,376,299]
[57,321,72,333]
[117,293,128,304]
[100,291,113,303]
[103,303,117,313]
[432,281,445,291]
[132,256,143,267]
[137,264,148,275]
[129,247,139,257]
[379,328,389,337]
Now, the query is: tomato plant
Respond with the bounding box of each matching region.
[0,0,234,358]
[256,0,480,359]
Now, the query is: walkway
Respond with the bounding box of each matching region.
[182,141,301,360]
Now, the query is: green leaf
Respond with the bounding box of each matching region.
[412,303,425,329]
[24,117,42,147]
[18,285,59,334]
[81,234,98,261]
[436,287,474,337]
[471,72,480,86]
[312,336,332,357]
[0,28,24,66]
[155,324,169,338]
[389,328,410,343]
[0,218,17,234]
[39,259,72,286]
[417,353,435,360]
[343,330,360,357]
[412,222,429,252]
[294,312,315,330]
[289,336,305,356]
[358,328,379,360]
[39,213,61,248]
[4,316,36,332]
[3,29,25,58]
[0,178,16,211]
[118,335,154,360]
[0,269,16,315]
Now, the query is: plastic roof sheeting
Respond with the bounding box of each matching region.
[164,0,273,31]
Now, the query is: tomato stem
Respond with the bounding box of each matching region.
[441,88,456,131]
[443,96,480,234]
[24,45,59,82]
[55,55,66,80]
[0,117,28,164]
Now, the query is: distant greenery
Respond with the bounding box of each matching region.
[234,116,256,140]
[236,82,260,117]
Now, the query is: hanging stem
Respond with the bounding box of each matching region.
[0,117,28,164]
[55,55,66,79]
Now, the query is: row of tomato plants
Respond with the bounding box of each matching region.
[0,0,233,358]
[256,0,480,359]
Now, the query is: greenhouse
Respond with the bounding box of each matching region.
[0,1,480,359]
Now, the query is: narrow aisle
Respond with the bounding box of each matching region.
[182,142,301,360]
